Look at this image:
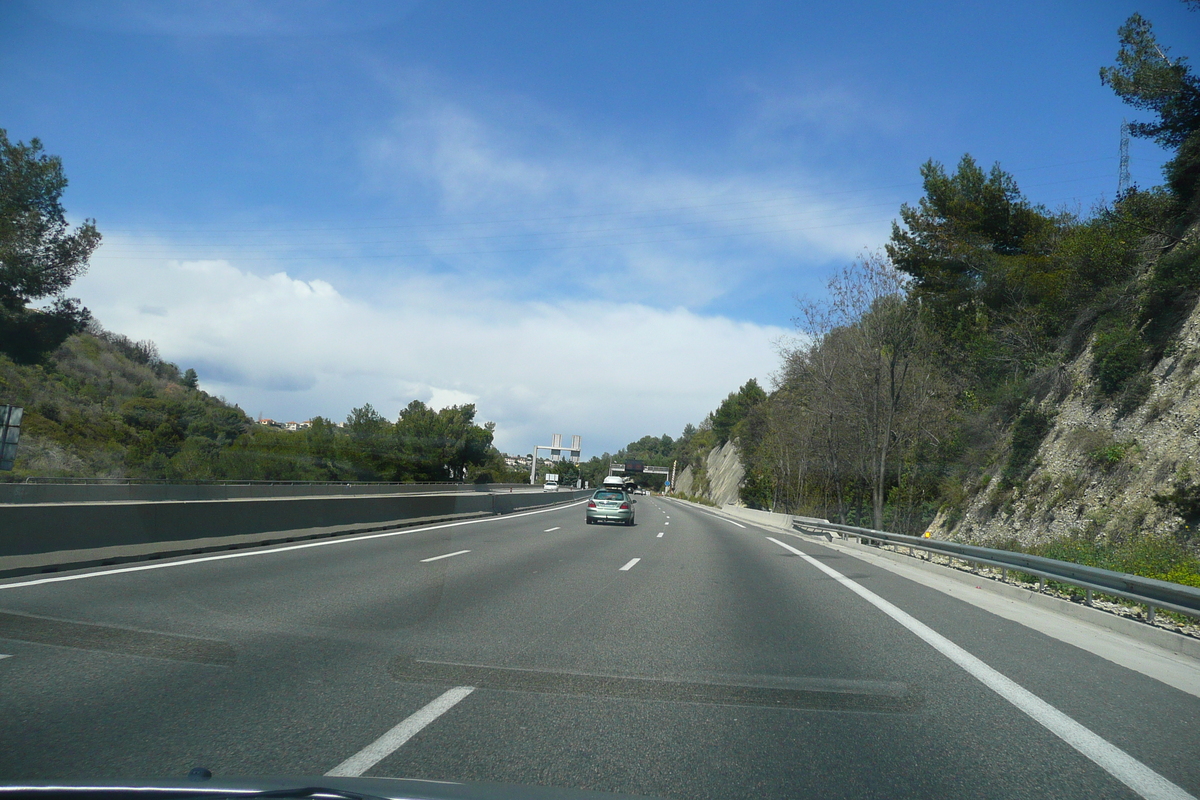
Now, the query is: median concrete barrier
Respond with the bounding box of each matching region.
[0,487,591,577]
[0,481,538,504]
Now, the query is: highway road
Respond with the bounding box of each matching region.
[2,496,1199,799]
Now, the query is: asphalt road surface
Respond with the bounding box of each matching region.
[2,496,1199,800]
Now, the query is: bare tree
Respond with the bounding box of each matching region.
[775,252,951,531]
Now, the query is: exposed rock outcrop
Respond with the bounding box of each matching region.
[933,238,1200,547]
[673,440,744,506]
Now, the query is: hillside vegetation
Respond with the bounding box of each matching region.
[0,324,523,483]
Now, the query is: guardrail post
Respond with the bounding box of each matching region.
[1147,605,1156,624]
[1085,589,1093,607]
[1038,576,1046,593]
[1001,568,1007,583]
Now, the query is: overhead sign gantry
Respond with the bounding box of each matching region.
[529,434,581,484]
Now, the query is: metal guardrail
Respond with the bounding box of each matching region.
[792,518,1200,622]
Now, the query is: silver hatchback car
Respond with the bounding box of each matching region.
[585,488,635,526]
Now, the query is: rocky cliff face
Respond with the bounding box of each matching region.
[674,440,744,506]
[933,263,1200,548]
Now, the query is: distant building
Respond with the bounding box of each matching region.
[260,417,331,431]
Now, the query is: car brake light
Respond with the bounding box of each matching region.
[587,500,597,507]
[619,502,630,509]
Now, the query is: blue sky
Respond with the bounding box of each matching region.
[1,0,1195,455]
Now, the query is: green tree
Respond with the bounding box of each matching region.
[0,130,101,363]
[886,155,1061,382]
[1100,13,1200,149]
[711,379,767,443]
[345,403,393,478]
[391,400,495,481]
[435,403,495,481]
[1101,10,1200,215]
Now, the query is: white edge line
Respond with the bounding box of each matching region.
[543,527,561,532]
[325,686,475,777]
[763,536,1194,800]
[0,499,590,590]
[676,502,748,529]
[619,558,641,571]
[419,550,471,563]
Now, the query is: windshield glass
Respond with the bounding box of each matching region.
[2,3,1200,800]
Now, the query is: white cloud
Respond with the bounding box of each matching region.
[67,73,887,456]
[358,87,894,308]
[75,243,788,455]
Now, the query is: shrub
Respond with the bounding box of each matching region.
[739,468,775,510]
[1117,373,1154,417]
[1140,240,1200,359]
[1000,404,1053,488]
[1091,323,1146,396]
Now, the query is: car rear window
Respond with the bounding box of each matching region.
[593,490,624,500]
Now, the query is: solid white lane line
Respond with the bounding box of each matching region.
[619,558,641,571]
[419,550,470,563]
[657,532,664,538]
[725,519,746,528]
[0,500,589,591]
[544,527,561,532]
[764,536,1194,800]
[325,686,475,777]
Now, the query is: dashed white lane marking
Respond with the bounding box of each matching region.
[419,550,471,563]
[544,527,561,532]
[619,558,641,571]
[657,532,664,538]
[664,522,670,526]
[764,536,1195,800]
[0,500,587,590]
[0,654,10,660]
[326,686,475,777]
